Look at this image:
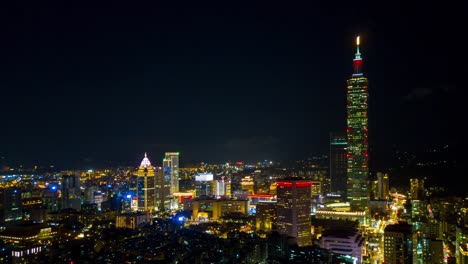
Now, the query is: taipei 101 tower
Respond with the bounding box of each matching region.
[346,36,369,212]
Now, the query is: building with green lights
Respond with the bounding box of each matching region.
[346,36,369,212]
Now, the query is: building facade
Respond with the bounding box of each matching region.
[0,188,22,225]
[276,177,312,247]
[320,227,365,264]
[115,212,152,229]
[377,172,389,200]
[329,132,347,197]
[384,222,413,264]
[195,172,213,198]
[346,36,370,211]
[137,153,156,213]
[61,174,81,211]
[163,152,180,196]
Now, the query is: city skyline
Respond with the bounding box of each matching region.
[0,3,466,263]
[1,2,462,170]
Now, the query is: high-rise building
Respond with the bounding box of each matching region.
[137,153,156,213]
[377,172,389,200]
[276,177,312,247]
[61,174,81,211]
[0,188,22,225]
[329,132,347,197]
[163,152,180,195]
[320,227,365,263]
[213,178,225,198]
[346,36,369,211]
[256,201,277,232]
[195,172,213,198]
[241,176,255,194]
[410,178,425,200]
[154,166,167,211]
[384,222,413,264]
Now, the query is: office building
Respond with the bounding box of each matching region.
[116,211,152,229]
[0,188,22,225]
[213,178,226,198]
[190,198,249,221]
[241,176,255,194]
[255,201,277,232]
[163,152,180,195]
[195,172,213,198]
[410,178,425,200]
[320,226,365,264]
[329,132,347,197]
[377,172,389,200]
[276,177,312,247]
[346,36,370,211]
[384,221,413,264]
[137,153,156,213]
[61,174,81,211]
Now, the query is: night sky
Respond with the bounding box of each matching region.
[0,2,465,168]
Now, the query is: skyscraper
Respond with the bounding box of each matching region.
[410,178,424,200]
[163,152,180,195]
[0,188,22,225]
[384,222,413,264]
[195,172,213,198]
[346,36,369,211]
[154,166,167,211]
[276,177,312,247]
[137,153,156,213]
[377,172,389,200]
[61,174,81,211]
[329,132,347,197]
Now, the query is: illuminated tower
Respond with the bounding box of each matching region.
[276,177,312,247]
[346,36,369,211]
[377,172,389,200]
[163,152,180,195]
[329,132,347,197]
[61,174,81,211]
[137,153,156,212]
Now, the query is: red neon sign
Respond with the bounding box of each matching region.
[276,181,311,188]
[295,182,312,188]
[276,182,292,188]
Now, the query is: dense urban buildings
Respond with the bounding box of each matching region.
[0,34,461,264]
[346,36,370,212]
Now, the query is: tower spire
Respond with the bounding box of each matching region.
[140,152,151,167]
[355,36,361,59]
[353,35,363,76]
